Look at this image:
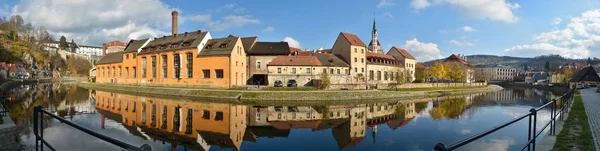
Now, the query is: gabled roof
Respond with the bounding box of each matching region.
[340,32,366,47]
[569,66,600,82]
[267,56,321,66]
[139,31,208,54]
[197,35,239,57]
[444,54,471,67]
[241,37,258,52]
[247,42,290,55]
[314,53,349,67]
[96,51,123,65]
[123,38,149,52]
[390,47,415,59]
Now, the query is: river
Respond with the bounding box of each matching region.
[3,83,561,151]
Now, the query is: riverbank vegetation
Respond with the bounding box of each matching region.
[553,91,594,150]
[383,86,487,91]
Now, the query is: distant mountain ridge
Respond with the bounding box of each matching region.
[422,54,595,71]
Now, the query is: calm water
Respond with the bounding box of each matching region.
[4,84,560,151]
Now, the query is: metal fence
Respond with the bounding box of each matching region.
[33,106,152,151]
[0,95,9,117]
[434,88,575,151]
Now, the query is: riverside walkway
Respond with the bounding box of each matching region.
[580,88,600,150]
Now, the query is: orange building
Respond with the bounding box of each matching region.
[94,91,247,150]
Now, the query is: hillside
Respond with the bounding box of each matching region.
[423,54,592,71]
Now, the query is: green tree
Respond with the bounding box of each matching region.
[561,68,574,84]
[414,67,427,83]
[319,72,330,89]
[395,69,405,87]
[70,39,78,52]
[545,61,551,71]
[59,35,67,50]
[445,63,466,82]
[430,63,446,82]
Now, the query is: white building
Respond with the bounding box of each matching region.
[476,64,519,81]
[77,45,103,58]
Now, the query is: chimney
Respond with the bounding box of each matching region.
[171,10,179,35]
[102,43,107,56]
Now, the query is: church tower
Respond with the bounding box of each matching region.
[369,17,382,54]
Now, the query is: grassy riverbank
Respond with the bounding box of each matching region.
[553,91,594,150]
[383,86,487,91]
[78,82,502,102]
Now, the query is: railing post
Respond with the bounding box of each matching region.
[433,143,448,151]
[527,113,532,151]
[34,106,40,151]
[530,108,537,150]
[550,101,555,136]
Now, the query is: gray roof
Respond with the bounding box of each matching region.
[314,53,349,67]
[241,37,257,52]
[248,42,290,55]
[569,66,600,82]
[96,51,123,65]
[123,39,149,52]
[197,36,239,57]
[138,31,208,55]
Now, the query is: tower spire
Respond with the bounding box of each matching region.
[370,15,380,53]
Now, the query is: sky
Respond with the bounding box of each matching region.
[2,0,600,62]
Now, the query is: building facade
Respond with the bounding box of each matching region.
[475,64,519,81]
[102,40,127,55]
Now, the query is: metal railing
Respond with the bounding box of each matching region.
[33,106,152,151]
[434,88,575,151]
[0,95,9,117]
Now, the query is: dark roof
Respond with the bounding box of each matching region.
[96,51,123,65]
[314,53,349,67]
[241,37,258,52]
[197,36,239,57]
[123,39,149,52]
[340,32,366,47]
[569,66,600,82]
[248,42,291,55]
[138,31,208,55]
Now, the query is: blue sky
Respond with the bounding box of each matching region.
[2,0,600,62]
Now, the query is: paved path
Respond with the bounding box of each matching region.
[580,88,600,151]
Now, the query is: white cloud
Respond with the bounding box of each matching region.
[11,0,174,45]
[410,0,520,23]
[552,18,562,25]
[377,0,396,8]
[505,9,600,58]
[463,138,515,151]
[383,12,394,19]
[449,40,474,46]
[262,26,275,32]
[460,129,472,135]
[461,26,476,32]
[410,0,431,10]
[283,37,301,48]
[403,38,443,61]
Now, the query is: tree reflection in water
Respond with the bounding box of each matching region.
[429,98,469,120]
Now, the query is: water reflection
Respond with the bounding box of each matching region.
[5,84,559,151]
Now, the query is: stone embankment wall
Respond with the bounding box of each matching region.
[328,82,488,90]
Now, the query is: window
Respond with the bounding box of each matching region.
[330,69,334,74]
[125,67,129,78]
[186,108,192,133]
[369,70,374,80]
[215,112,224,121]
[323,68,327,74]
[119,67,122,77]
[183,42,191,47]
[112,67,115,77]
[151,104,156,126]
[216,69,224,78]
[384,71,388,80]
[306,112,311,118]
[174,55,181,78]
[256,61,261,68]
[361,58,364,63]
[361,49,364,53]
[345,69,349,75]
[141,103,146,123]
[354,68,357,73]
[306,68,311,74]
[186,53,193,78]
[203,70,210,78]
[354,48,357,53]
[151,56,156,78]
[391,72,394,80]
[133,54,136,58]
[162,55,167,78]
[377,71,382,80]
[141,57,147,78]
[277,68,282,73]
[202,110,210,119]
[171,43,179,48]
[354,57,357,62]
[292,68,296,74]
[126,54,129,59]
[133,67,137,78]
[361,68,365,73]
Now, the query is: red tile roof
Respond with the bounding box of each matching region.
[267,56,321,66]
[297,51,313,56]
[106,40,126,47]
[290,47,302,53]
[391,47,415,59]
[340,32,366,47]
[444,54,471,67]
[367,52,395,60]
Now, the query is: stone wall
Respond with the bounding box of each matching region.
[327,82,487,90]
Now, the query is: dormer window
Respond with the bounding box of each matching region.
[206,45,214,49]
[171,43,179,48]
[141,48,149,52]
[182,42,191,47]
[160,45,167,50]
[150,47,157,51]
[219,44,227,48]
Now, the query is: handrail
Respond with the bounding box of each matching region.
[434,88,575,151]
[33,106,151,151]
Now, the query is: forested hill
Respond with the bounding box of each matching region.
[422,54,595,71]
